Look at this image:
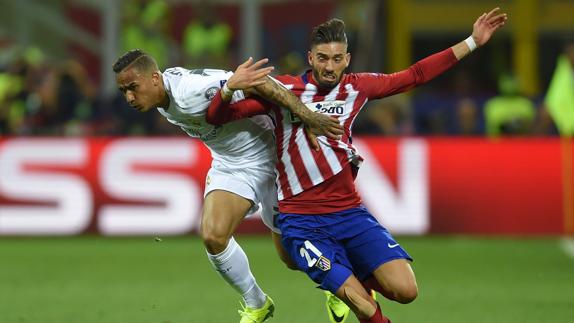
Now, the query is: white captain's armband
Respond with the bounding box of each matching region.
[288,100,346,123]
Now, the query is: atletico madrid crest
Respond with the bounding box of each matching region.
[316,256,331,271]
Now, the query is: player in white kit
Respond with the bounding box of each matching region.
[113,49,342,323]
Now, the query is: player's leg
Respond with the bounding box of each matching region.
[277,212,387,322]
[272,229,351,322]
[271,232,298,270]
[200,189,271,314]
[366,259,418,304]
[201,190,249,253]
[286,238,386,322]
[342,207,418,304]
[272,227,351,322]
[256,168,298,272]
[334,275,390,323]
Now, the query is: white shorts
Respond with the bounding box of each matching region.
[204,164,280,233]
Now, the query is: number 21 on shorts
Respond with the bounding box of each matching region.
[300,240,323,267]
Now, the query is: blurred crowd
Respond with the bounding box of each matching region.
[0,0,568,138]
[0,44,180,137]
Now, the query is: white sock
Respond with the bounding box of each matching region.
[206,237,267,308]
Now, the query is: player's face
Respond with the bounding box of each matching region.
[308,42,350,89]
[116,66,163,112]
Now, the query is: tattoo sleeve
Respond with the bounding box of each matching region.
[255,77,313,121]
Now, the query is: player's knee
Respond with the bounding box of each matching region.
[272,233,298,270]
[285,262,299,271]
[279,255,299,271]
[394,282,418,304]
[200,227,230,254]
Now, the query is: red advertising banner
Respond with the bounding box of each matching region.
[427,138,567,234]
[0,137,572,235]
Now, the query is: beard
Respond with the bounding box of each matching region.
[312,69,340,89]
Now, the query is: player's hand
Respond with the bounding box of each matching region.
[301,113,344,151]
[305,127,321,151]
[471,7,507,47]
[227,57,274,91]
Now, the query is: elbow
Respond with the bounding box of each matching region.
[410,64,426,85]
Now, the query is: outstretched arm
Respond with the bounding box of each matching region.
[452,7,508,60]
[363,7,507,99]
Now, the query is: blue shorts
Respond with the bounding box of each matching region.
[277,205,412,293]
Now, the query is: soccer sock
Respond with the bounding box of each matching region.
[359,303,391,323]
[206,237,267,308]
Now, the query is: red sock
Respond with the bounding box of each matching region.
[359,303,391,323]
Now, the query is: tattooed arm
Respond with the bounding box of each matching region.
[253,76,343,140]
[223,58,343,149]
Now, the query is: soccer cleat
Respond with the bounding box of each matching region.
[238,296,275,323]
[325,291,350,323]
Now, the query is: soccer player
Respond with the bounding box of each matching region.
[206,8,507,323]
[112,50,343,323]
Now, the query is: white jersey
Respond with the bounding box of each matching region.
[158,67,277,169]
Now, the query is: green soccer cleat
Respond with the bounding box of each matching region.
[325,291,350,323]
[238,296,275,323]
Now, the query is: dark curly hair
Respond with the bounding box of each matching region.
[310,19,348,48]
[112,49,158,73]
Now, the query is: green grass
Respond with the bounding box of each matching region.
[1,236,573,323]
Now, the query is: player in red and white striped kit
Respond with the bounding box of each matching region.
[208,8,506,323]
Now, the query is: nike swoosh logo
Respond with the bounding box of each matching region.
[329,307,346,323]
[387,243,400,248]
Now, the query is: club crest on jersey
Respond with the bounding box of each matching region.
[205,86,219,100]
[315,256,331,271]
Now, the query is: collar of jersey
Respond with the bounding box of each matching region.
[301,69,341,95]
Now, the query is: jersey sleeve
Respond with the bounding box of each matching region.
[206,91,270,125]
[355,48,458,99]
[205,74,292,125]
[165,68,245,116]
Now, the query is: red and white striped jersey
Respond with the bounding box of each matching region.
[206,47,458,213]
[271,73,370,201]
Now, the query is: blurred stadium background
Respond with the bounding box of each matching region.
[1,0,574,322]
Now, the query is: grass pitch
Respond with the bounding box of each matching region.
[1,236,573,323]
